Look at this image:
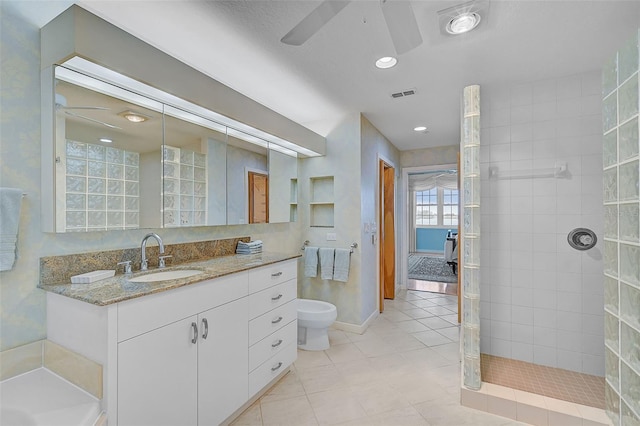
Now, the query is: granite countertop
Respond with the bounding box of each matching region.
[38,252,301,306]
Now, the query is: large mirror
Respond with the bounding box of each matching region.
[54,66,231,231]
[49,64,298,232]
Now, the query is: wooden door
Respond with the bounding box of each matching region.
[379,160,395,312]
[248,171,268,223]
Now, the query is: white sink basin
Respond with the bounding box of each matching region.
[128,269,204,283]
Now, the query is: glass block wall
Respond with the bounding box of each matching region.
[65,140,139,231]
[462,85,481,390]
[163,146,207,227]
[602,30,640,426]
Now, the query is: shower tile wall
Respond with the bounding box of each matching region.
[479,70,605,376]
[602,30,640,426]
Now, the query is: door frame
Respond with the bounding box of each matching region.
[377,154,397,313]
[400,163,458,288]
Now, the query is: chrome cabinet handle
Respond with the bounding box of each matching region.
[271,316,283,324]
[271,362,283,372]
[271,294,283,301]
[271,339,283,348]
[202,318,209,339]
[271,272,283,277]
[191,322,198,344]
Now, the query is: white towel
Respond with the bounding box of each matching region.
[0,188,23,271]
[333,248,351,282]
[319,248,335,280]
[304,246,318,277]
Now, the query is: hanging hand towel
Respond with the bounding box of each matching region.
[304,246,319,278]
[319,248,335,280]
[0,188,23,271]
[333,248,351,282]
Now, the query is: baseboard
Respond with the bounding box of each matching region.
[332,309,379,335]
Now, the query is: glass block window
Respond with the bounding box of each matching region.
[163,146,207,227]
[65,140,139,231]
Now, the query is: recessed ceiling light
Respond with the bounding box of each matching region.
[414,126,428,133]
[446,12,481,34]
[119,110,149,123]
[99,138,113,143]
[375,56,398,69]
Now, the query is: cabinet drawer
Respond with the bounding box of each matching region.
[249,342,297,398]
[248,259,297,293]
[249,299,297,346]
[249,319,297,372]
[249,279,297,319]
[118,272,248,342]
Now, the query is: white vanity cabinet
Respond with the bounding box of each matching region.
[247,260,298,397]
[117,315,198,425]
[45,258,298,426]
[116,272,249,426]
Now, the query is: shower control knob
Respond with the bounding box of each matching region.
[567,228,597,251]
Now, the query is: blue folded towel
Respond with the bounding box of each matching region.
[333,248,351,282]
[304,246,319,277]
[319,248,335,280]
[0,187,23,271]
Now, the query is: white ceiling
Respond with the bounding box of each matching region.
[7,0,640,151]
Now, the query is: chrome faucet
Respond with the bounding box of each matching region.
[140,233,165,271]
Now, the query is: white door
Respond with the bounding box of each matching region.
[198,297,249,425]
[118,316,198,426]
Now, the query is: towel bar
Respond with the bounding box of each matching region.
[301,240,357,253]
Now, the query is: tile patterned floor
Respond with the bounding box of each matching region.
[480,354,606,409]
[232,289,527,425]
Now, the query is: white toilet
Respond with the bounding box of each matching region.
[297,299,337,351]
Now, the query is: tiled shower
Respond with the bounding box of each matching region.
[478,66,606,378]
[460,29,639,425]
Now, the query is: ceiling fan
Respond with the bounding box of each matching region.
[55,93,122,130]
[281,0,423,55]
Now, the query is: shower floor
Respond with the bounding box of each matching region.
[480,353,605,409]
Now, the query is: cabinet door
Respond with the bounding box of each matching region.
[118,316,198,426]
[198,297,248,425]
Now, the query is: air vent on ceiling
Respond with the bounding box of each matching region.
[391,88,417,99]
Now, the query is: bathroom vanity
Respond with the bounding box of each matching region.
[41,254,298,426]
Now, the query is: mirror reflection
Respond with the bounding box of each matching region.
[55,76,164,232]
[162,111,227,227]
[226,131,268,225]
[52,65,297,232]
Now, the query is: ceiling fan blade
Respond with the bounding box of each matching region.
[281,0,350,46]
[65,111,122,130]
[380,0,423,55]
